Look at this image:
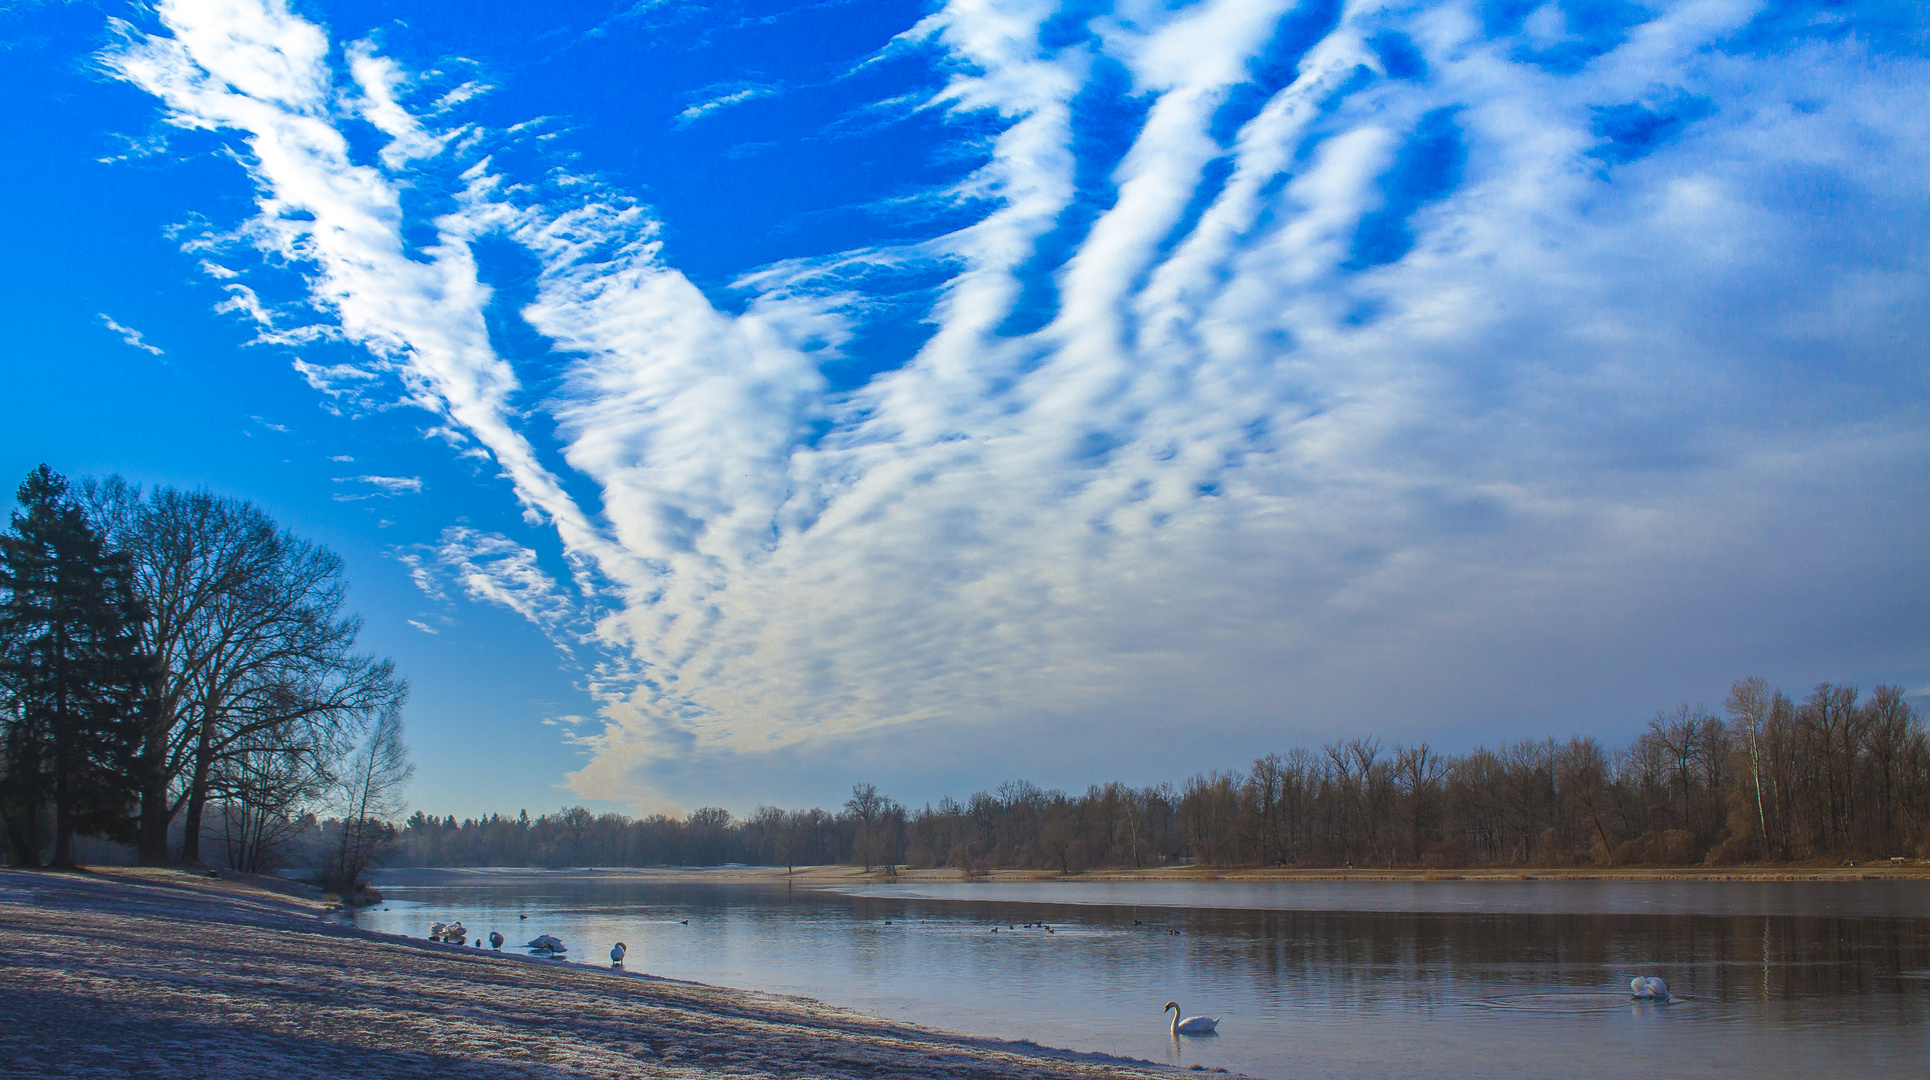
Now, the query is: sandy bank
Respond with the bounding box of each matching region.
[0,868,1200,1080]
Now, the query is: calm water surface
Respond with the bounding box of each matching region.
[357,871,1930,1079]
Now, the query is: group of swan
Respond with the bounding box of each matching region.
[527,934,567,954]
[427,921,466,944]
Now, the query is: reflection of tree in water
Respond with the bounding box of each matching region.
[1141,904,1930,1011]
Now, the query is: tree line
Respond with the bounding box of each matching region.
[396,680,1928,872]
[0,466,411,889]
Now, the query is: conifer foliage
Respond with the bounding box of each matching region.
[0,466,148,866]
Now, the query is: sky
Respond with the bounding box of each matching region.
[1,0,1926,819]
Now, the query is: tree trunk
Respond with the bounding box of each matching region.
[50,652,75,869]
[51,765,75,868]
[135,720,172,864]
[179,716,216,864]
[133,674,175,864]
[2,804,43,867]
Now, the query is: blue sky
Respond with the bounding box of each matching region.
[2,0,1926,819]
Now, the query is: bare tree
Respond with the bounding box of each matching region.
[324,704,413,896]
[213,720,330,873]
[86,481,403,865]
[1726,677,1772,854]
[845,782,885,871]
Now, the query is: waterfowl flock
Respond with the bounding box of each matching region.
[426,921,467,944]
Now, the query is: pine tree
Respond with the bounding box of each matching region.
[0,466,147,866]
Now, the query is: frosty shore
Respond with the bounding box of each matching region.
[0,868,1193,1080]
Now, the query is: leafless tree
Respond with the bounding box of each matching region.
[86,480,405,865]
[324,704,412,894]
[1726,677,1772,854]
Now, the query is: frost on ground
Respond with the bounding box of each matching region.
[0,868,1189,1079]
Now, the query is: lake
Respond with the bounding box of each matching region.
[356,870,1930,1079]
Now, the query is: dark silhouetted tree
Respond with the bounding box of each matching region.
[0,466,147,866]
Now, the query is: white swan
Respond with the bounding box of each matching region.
[611,942,627,966]
[1630,976,1670,1001]
[489,931,504,950]
[1164,1001,1219,1034]
[527,934,567,953]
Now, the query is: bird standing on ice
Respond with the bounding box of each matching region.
[1630,976,1670,1001]
[1164,1001,1219,1034]
[489,931,504,950]
[611,942,627,967]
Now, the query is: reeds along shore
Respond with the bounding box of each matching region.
[390,679,1929,875]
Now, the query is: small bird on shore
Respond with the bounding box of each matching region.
[611,942,627,967]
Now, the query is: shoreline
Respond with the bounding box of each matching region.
[373,861,1930,888]
[0,866,1204,1080]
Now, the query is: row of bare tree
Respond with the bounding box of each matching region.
[903,680,1926,871]
[394,678,1926,872]
[0,468,410,889]
[394,786,902,870]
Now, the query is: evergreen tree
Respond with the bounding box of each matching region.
[0,466,147,866]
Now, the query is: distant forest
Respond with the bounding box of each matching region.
[397,678,1929,872]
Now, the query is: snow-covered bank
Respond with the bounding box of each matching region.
[0,868,1199,1080]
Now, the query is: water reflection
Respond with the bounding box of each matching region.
[358,871,1930,1079]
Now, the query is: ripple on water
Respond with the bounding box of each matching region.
[1472,991,1673,1014]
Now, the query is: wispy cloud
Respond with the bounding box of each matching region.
[398,527,582,646]
[104,0,1930,809]
[331,474,423,500]
[674,82,778,127]
[98,313,163,355]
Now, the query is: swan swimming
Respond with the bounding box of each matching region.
[611,942,627,966]
[1630,976,1670,1001]
[1164,1001,1219,1035]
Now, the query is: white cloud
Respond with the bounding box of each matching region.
[674,83,778,127]
[99,313,163,355]
[399,527,582,646]
[105,0,1930,809]
[331,474,423,500]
